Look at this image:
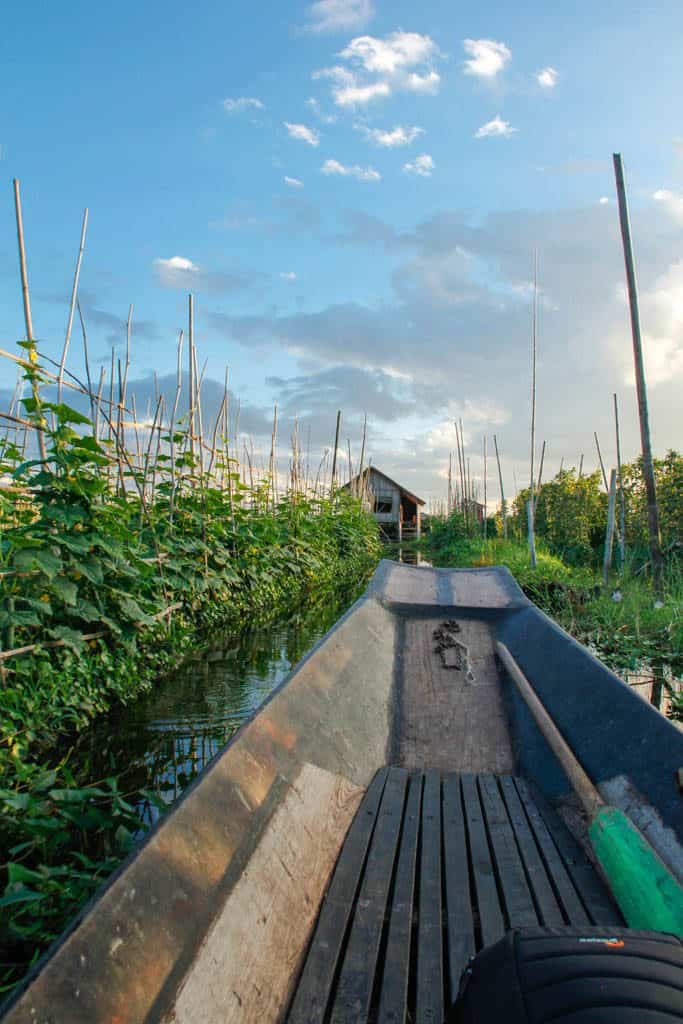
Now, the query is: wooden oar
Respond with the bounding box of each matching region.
[496,641,683,936]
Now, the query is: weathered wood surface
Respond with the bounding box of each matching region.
[171,763,363,1023]
[287,770,622,1024]
[399,617,514,773]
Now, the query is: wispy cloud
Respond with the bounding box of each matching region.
[153,256,260,293]
[360,124,423,147]
[284,122,320,146]
[599,196,610,205]
[303,0,374,35]
[322,158,380,182]
[223,96,264,114]
[463,39,511,78]
[305,97,337,124]
[284,176,304,188]
[315,30,440,107]
[403,154,434,177]
[653,188,683,224]
[280,271,298,281]
[475,115,517,138]
[536,66,559,88]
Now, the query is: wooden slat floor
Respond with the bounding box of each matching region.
[287,767,623,1024]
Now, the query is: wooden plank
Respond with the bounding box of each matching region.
[173,762,364,1024]
[478,775,538,929]
[288,768,388,1024]
[499,776,565,927]
[524,780,623,926]
[330,768,408,1024]
[442,773,475,1001]
[513,777,590,926]
[461,774,505,948]
[376,773,422,1024]
[416,769,444,1024]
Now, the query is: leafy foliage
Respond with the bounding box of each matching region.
[0,380,381,994]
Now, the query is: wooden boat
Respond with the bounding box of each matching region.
[3,561,683,1023]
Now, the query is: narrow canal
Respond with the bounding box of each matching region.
[70,581,369,828]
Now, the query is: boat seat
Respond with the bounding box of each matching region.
[287,767,623,1024]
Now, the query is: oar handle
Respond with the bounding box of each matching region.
[495,641,603,818]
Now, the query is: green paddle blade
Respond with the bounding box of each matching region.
[589,805,683,936]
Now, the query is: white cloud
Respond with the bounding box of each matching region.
[537,66,559,89]
[475,115,517,138]
[280,271,298,281]
[612,261,683,386]
[154,256,199,278]
[315,30,440,107]
[284,176,304,188]
[334,80,391,107]
[599,196,610,205]
[653,188,683,224]
[223,96,264,114]
[284,122,320,146]
[340,31,437,74]
[321,158,381,182]
[403,153,434,177]
[463,39,511,78]
[360,124,424,147]
[405,71,441,94]
[304,0,374,34]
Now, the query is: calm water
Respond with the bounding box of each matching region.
[72,583,366,825]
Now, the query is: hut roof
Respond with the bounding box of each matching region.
[345,467,425,507]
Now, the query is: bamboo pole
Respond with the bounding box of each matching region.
[613,153,663,594]
[594,431,609,491]
[529,248,538,566]
[76,300,95,425]
[357,413,367,501]
[58,208,89,403]
[269,404,278,508]
[614,393,626,570]
[603,468,617,582]
[330,409,341,496]
[578,453,584,479]
[493,434,507,539]
[188,294,196,465]
[13,179,47,462]
[483,435,487,540]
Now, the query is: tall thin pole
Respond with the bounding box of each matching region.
[614,393,627,570]
[529,249,538,566]
[613,152,664,593]
[603,469,617,583]
[330,409,341,496]
[358,412,367,499]
[594,431,609,491]
[59,207,89,402]
[13,179,47,462]
[188,294,195,464]
[493,434,507,539]
[483,435,487,539]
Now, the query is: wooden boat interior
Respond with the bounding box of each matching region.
[3,561,683,1023]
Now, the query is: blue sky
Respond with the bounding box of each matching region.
[1,0,682,504]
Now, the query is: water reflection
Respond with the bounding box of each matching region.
[71,586,364,825]
[385,544,432,567]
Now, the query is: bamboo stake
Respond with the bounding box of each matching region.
[579,453,584,479]
[613,153,663,593]
[58,208,89,405]
[330,409,341,496]
[493,434,507,539]
[94,366,106,441]
[483,436,487,539]
[614,393,626,570]
[603,468,617,582]
[269,404,278,509]
[347,438,352,486]
[594,431,609,491]
[76,300,96,426]
[188,294,195,465]
[13,179,47,462]
[358,413,367,499]
[529,248,538,567]
[169,330,184,519]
